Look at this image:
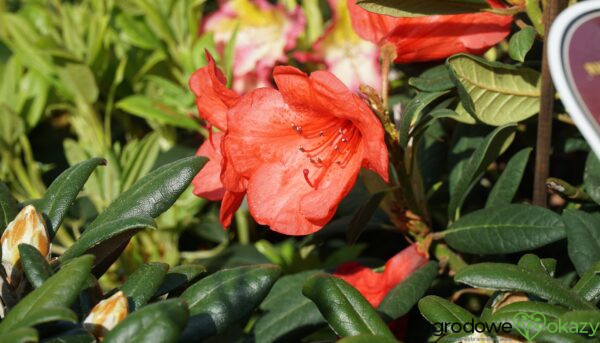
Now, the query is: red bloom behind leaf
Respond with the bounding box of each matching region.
[222,66,388,235]
[333,244,429,307]
[189,53,244,228]
[347,0,513,63]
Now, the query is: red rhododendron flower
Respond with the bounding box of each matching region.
[347,0,513,63]
[334,244,429,307]
[189,53,245,227]
[221,66,389,235]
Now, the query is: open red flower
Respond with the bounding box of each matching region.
[221,66,389,235]
[189,53,245,227]
[347,0,513,63]
[333,244,429,307]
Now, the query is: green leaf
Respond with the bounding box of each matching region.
[154,264,206,297]
[347,188,393,244]
[408,65,455,92]
[455,263,596,310]
[418,295,476,326]
[116,95,202,130]
[337,335,398,343]
[180,264,281,341]
[254,270,325,343]
[379,261,438,320]
[448,124,516,220]
[86,156,206,232]
[0,181,18,233]
[0,327,38,343]
[0,255,94,334]
[302,274,394,339]
[447,54,541,126]
[517,254,556,276]
[400,91,449,148]
[508,26,537,62]
[356,0,489,17]
[14,306,77,327]
[58,64,99,104]
[115,13,162,50]
[19,243,53,288]
[559,310,600,326]
[584,152,600,205]
[573,261,600,303]
[60,216,156,270]
[38,157,106,237]
[563,210,600,276]
[485,147,532,208]
[444,204,566,254]
[121,262,169,311]
[103,299,189,343]
[120,133,161,192]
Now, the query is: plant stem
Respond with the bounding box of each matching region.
[532,0,566,207]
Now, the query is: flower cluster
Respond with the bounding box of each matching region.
[190,53,389,235]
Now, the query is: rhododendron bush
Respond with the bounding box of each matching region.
[0,0,599,342]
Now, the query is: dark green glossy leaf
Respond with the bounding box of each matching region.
[485,147,532,208]
[0,255,94,334]
[19,243,52,288]
[356,0,489,17]
[0,327,38,343]
[418,295,475,326]
[379,261,438,320]
[448,124,516,220]
[347,188,394,244]
[563,210,600,275]
[121,262,168,310]
[509,26,537,62]
[60,216,156,270]
[584,152,600,205]
[444,204,566,254]
[400,91,449,148]
[573,261,600,303]
[0,181,18,233]
[103,299,189,343]
[302,274,394,339]
[42,328,96,343]
[38,158,106,237]
[337,335,398,343]
[154,264,206,297]
[16,306,77,327]
[455,263,595,310]
[517,254,556,277]
[86,156,206,232]
[408,65,454,92]
[254,270,325,343]
[180,264,281,341]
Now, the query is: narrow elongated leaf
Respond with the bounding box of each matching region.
[19,243,52,288]
[38,158,106,237]
[0,255,94,334]
[400,91,449,148]
[254,270,325,343]
[563,210,600,275]
[154,264,206,297]
[508,26,537,62]
[448,124,516,220]
[337,335,398,343]
[485,147,531,208]
[444,204,565,254]
[448,54,541,126]
[347,188,394,243]
[180,264,281,341]
[418,295,476,326]
[103,299,189,343]
[379,261,438,320]
[455,263,596,310]
[303,274,394,339]
[116,95,202,130]
[16,306,77,327]
[0,181,18,232]
[0,327,38,343]
[121,262,169,310]
[86,156,206,232]
[356,0,489,17]
[584,153,600,205]
[60,216,156,263]
[517,254,556,276]
[409,65,454,92]
[573,262,600,303]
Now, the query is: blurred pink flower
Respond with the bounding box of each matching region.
[203,0,305,93]
[308,0,381,92]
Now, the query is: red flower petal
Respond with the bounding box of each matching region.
[346,0,401,43]
[220,191,245,228]
[333,262,388,307]
[192,132,226,201]
[189,52,240,130]
[383,244,429,287]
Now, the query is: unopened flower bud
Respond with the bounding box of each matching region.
[1,205,50,285]
[83,291,129,340]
